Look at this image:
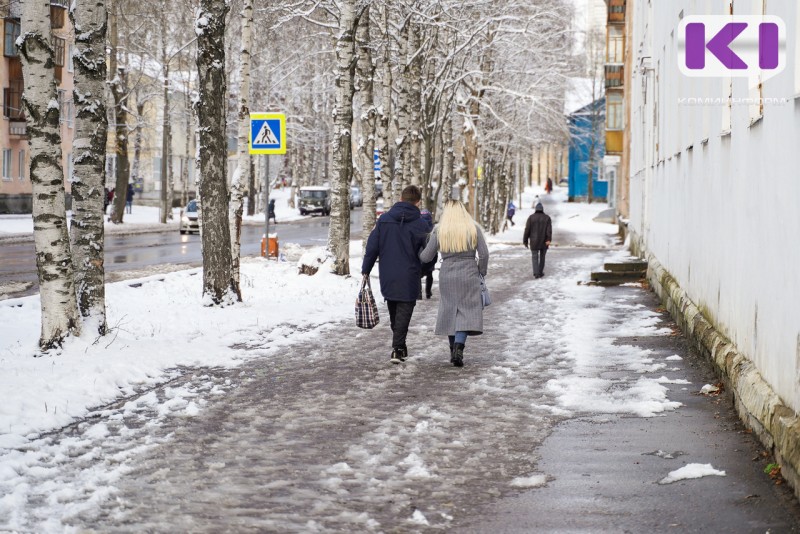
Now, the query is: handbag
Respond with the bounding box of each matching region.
[479,274,491,308]
[355,275,380,329]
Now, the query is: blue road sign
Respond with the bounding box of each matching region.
[250,113,286,155]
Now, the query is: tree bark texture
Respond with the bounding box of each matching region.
[69,0,108,334]
[229,0,253,292]
[327,0,358,276]
[375,3,392,208]
[20,0,80,350]
[355,5,376,253]
[196,0,238,303]
[108,2,129,224]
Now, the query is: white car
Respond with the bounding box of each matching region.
[179,200,200,234]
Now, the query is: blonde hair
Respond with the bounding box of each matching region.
[437,200,479,253]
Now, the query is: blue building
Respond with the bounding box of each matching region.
[567,98,607,202]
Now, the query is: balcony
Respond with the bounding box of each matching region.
[608,0,625,23]
[9,121,27,137]
[605,64,624,89]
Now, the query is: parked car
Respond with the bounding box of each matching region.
[298,186,331,216]
[350,186,363,208]
[179,200,199,234]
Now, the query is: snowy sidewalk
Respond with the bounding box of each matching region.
[3,243,798,531]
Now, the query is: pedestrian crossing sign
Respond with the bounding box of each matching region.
[249,113,286,155]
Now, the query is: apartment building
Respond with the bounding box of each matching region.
[1,0,75,214]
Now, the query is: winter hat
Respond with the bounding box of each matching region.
[450,184,461,201]
[535,203,544,212]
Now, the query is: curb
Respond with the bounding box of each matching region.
[633,238,800,502]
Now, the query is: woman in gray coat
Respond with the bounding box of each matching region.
[420,195,489,367]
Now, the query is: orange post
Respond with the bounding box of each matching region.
[261,235,279,258]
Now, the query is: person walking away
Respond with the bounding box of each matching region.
[419,207,435,300]
[362,185,431,364]
[126,183,135,214]
[268,198,277,224]
[419,186,489,367]
[545,177,553,194]
[506,201,516,227]
[523,203,552,279]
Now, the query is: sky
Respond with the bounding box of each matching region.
[0,185,728,531]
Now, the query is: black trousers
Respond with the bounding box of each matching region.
[531,248,547,277]
[418,272,433,299]
[386,300,416,349]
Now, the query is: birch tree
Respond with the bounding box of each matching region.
[355,4,376,251]
[327,0,361,275]
[229,0,253,293]
[196,0,239,303]
[19,0,80,349]
[108,0,131,224]
[69,0,108,334]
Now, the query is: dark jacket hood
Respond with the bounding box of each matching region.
[385,202,421,223]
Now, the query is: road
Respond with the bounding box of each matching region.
[0,209,364,299]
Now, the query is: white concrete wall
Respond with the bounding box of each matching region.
[628,0,800,411]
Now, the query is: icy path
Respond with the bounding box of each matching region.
[2,247,681,532]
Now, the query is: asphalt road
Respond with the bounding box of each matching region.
[0,209,364,299]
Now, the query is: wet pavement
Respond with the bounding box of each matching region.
[5,241,800,532]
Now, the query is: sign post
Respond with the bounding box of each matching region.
[249,113,286,258]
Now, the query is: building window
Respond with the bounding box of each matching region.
[58,89,73,127]
[66,152,73,181]
[2,149,12,180]
[606,92,624,131]
[18,149,25,180]
[52,36,65,67]
[4,20,20,57]
[67,44,74,73]
[607,25,624,64]
[3,79,24,120]
[105,154,117,186]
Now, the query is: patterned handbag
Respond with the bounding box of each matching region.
[356,275,380,329]
[479,274,491,308]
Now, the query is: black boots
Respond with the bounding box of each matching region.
[391,346,408,364]
[451,343,464,367]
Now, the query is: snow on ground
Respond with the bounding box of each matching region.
[659,463,727,484]
[242,186,306,225]
[0,186,700,532]
[0,185,651,441]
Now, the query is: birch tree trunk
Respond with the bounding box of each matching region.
[375,3,392,208]
[108,0,130,224]
[391,21,410,204]
[229,0,253,293]
[20,0,80,350]
[69,0,108,334]
[355,5,376,252]
[196,0,239,303]
[327,0,358,276]
[406,22,422,186]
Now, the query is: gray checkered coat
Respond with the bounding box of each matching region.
[420,225,489,336]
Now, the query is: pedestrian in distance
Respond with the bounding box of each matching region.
[126,183,135,214]
[418,207,436,300]
[268,198,277,224]
[362,185,431,364]
[420,186,489,367]
[523,202,552,279]
[545,177,553,194]
[506,200,516,227]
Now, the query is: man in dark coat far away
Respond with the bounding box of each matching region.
[523,202,552,279]
[362,185,431,364]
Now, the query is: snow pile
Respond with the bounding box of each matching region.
[0,257,359,439]
[659,463,726,484]
[510,474,547,488]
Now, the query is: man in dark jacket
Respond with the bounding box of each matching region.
[523,202,552,279]
[362,185,430,364]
